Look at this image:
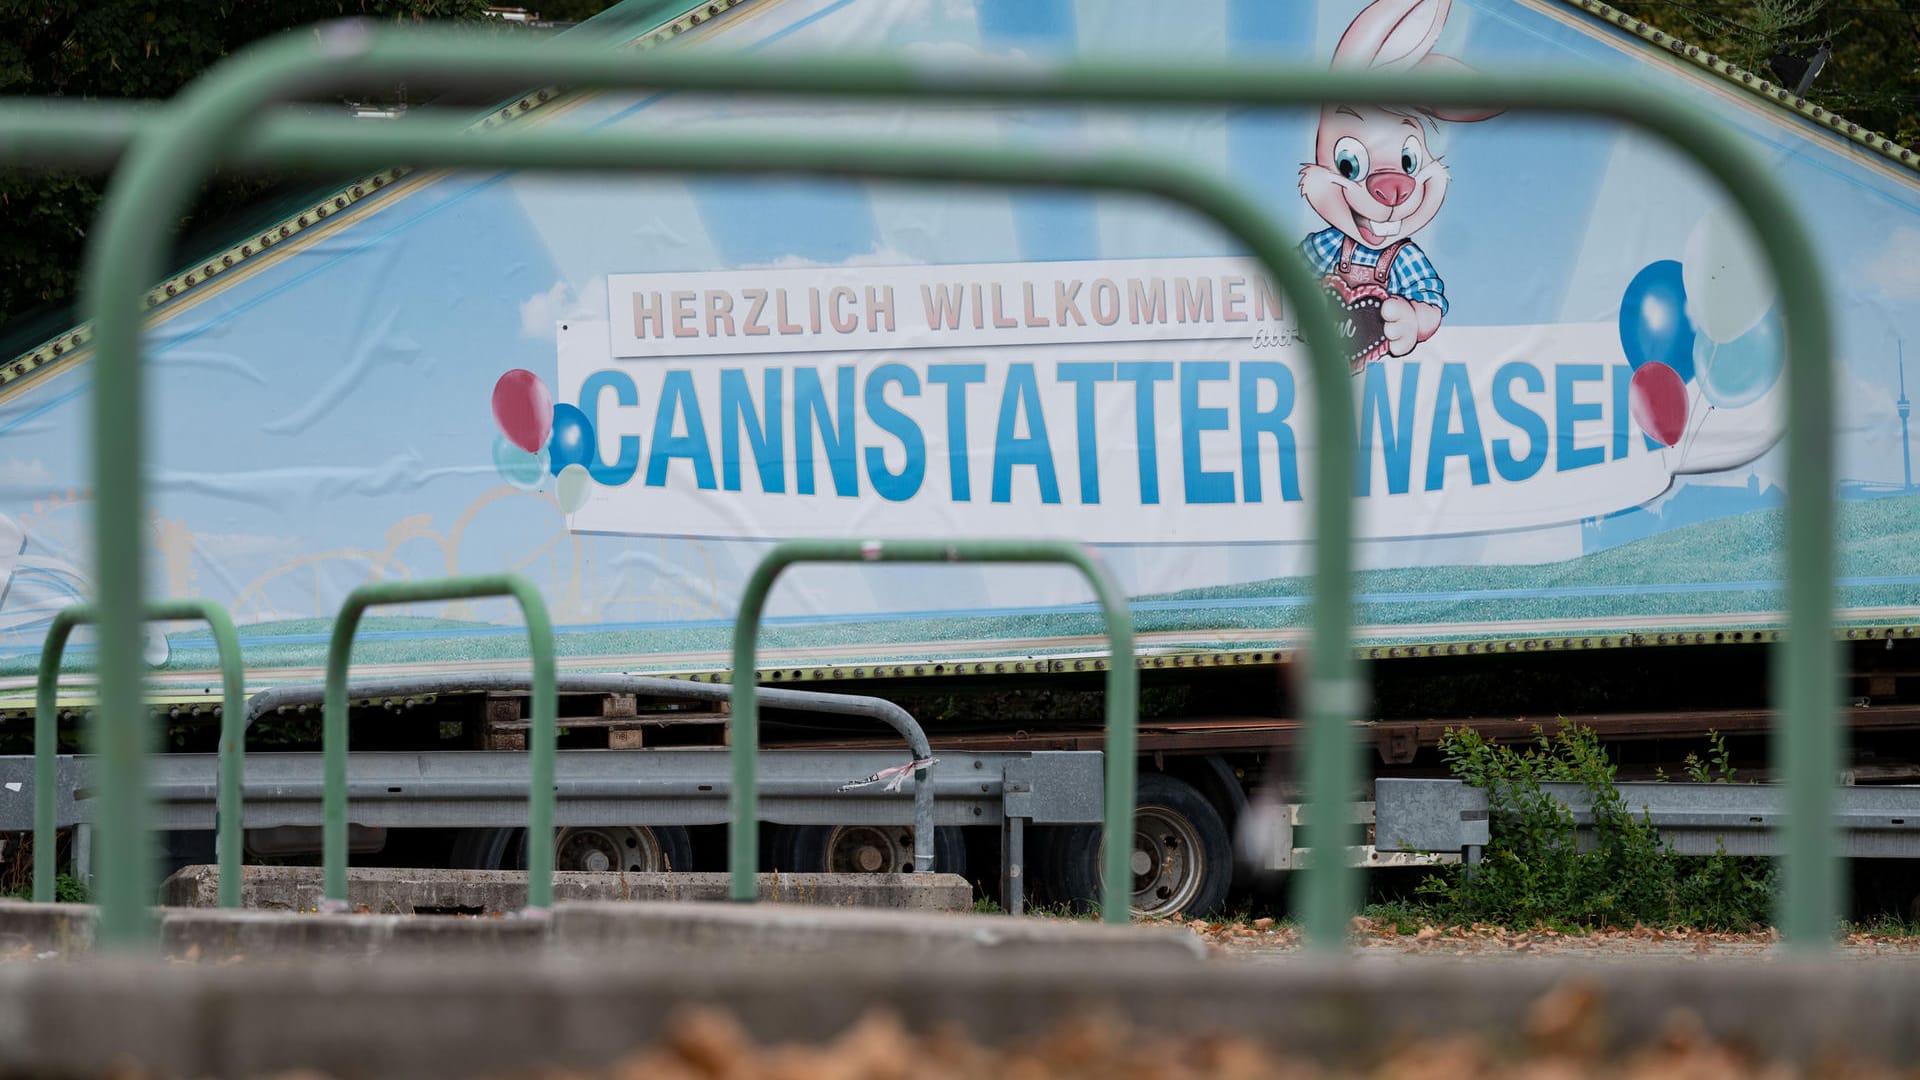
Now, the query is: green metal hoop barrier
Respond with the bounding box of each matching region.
[322,575,557,913]
[34,600,246,909]
[730,539,1137,921]
[0,28,1832,948]
[94,92,1357,945]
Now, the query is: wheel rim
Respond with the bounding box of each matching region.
[823,824,916,874]
[1128,806,1205,917]
[554,826,667,873]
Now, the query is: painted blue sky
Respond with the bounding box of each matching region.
[2,0,1916,646]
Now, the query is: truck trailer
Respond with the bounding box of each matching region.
[4,0,1920,917]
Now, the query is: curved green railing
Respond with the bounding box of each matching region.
[322,575,556,913]
[34,600,245,908]
[0,28,1830,949]
[730,540,1137,921]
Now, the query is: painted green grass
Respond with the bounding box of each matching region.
[8,494,1915,680]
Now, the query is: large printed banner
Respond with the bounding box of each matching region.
[0,0,1914,677]
[558,257,1698,543]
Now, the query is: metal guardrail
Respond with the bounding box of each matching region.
[1375,778,1920,860]
[34,601,244,909]
[321,577,555,914]
[8,749,1102,834]
[0,28,1833,948]
[246,673,941,873]
[731,539,1137,921]
[8,747,1099,912]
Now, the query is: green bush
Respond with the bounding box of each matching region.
[2,831,88,903]
[3,869,88,904]
[1415,723,1774,931]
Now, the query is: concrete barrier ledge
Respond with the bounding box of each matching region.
[0,898,1206,964]
[1,901,544,960]
[161,865,974,913]
[549,900,1208,964]
[0,955,1915,1078]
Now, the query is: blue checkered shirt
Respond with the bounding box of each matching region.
[1301,226,1449,315]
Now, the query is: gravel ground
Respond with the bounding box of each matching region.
[1170,915,1920,962]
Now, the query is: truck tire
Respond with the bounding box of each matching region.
[450,825,694,874]
[1045,773,1233,919]
[770,824,967,876]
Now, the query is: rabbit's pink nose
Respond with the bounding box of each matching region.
[1365,170,1416,207]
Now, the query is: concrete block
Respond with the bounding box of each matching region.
[6,891,1168,967]
[161,865,974,913]
[0,900,94,958]
[548,900,1209,965]
[158,909,543,960]
[0,902,541,960]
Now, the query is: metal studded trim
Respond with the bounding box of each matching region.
[1554,0,1918,178]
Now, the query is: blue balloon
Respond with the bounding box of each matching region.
[548,403,596,476]
[1618,260,1697,384]
[1695,305,1782,410]
[492,434,547,491]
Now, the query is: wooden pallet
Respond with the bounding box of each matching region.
[480,692,729,750]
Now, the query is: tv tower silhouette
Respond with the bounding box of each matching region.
[1901,343,1913,492]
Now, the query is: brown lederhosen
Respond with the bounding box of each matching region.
[1335,235,1411,291]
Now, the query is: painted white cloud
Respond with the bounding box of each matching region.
[519,277,609,341]
[1835,360,1913,488]
[520,281,570,340]
[901,39,1025,65]
[1675,356,1904,493]
[0,459,52,487]
[1864,226,1920,300]
[745,244,925,271]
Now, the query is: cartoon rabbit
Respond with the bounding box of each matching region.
[1299,0,1500,372]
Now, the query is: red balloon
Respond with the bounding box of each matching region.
[1630,361,1688,448]
[491,369,553,454]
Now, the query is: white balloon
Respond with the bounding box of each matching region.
[1682,204,1776,345]
[144,629,170,668]
[556,463,592,514]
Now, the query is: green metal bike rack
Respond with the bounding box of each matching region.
[33,600,246,908]
[729,540,1136,921]
[321,574,557,913]
[32,28,1831,948]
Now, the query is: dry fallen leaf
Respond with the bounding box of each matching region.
[1526,981,1606,1060]
[665,1007,751,1076]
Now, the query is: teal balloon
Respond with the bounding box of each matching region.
[1695,306,1783,410]
[492,434,547,491]
[556,463,592,514]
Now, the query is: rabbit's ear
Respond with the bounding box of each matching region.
[1332,0,1451,72]
[1414,53,1505,122]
